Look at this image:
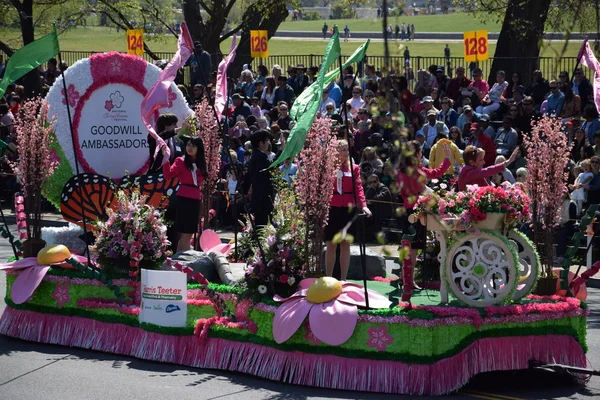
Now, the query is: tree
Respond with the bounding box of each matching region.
[463,0,596,84]
[182,0,289,74]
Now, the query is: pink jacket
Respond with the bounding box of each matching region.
[458,163,505,191]
[162,157,205,200]
[329,164,367,209]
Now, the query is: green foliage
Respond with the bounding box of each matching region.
[302,11,322,21]
[331,1,355,19]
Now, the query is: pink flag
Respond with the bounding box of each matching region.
[140,22,194,165]
[215,35,238,121]
[578,38,600,114]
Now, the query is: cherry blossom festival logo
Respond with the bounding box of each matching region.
[105,91,125,112]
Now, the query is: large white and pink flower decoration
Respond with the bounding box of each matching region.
[272,277,391,346]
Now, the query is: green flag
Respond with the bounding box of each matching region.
[0,26,60,97]
[270,30,341,168]
[290,39,370,120]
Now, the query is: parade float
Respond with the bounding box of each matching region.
[0,51,594,395]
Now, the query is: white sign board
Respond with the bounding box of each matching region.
[139,269,187,327]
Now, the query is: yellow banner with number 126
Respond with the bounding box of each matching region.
[250,30,269,58]
[463,30,488,62]
[127,30,144,56]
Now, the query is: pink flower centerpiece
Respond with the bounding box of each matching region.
[272,277,391,346]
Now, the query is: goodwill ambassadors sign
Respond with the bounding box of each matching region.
[45,52,192,179]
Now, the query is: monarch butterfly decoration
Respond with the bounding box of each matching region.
[60,173,180,229]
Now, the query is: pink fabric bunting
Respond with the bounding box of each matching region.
[214,35,238,121]
[140,22,194,165]
[578,37,600,114]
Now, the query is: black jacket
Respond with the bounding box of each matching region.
[248,149,274,210]
[147,129,184,173]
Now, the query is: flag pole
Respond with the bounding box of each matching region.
[571,37,589,85]
[54,24,92,266]
[337,49,370,309]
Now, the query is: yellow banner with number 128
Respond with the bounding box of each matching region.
[250,30,269,58]
[463,30,488,62]
[127,30,144,56]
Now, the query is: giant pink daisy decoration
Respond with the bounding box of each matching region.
[272,277,391,346]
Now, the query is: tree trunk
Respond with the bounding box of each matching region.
[488,0,552,85]
[18,0,42,97]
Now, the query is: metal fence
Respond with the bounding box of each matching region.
[0,49,581,86]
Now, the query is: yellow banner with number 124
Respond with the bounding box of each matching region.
[250,30,269,58]
[463,30,488,62]
[127,30,144,56]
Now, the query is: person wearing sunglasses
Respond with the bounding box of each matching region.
[545,80,565,116]
[572,68,592,112]
[347,85,366,118]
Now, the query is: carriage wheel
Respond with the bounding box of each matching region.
[508,230,540,301]
[445,232,518,307]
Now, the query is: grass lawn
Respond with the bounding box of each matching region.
[0,26,583,59]
[278,13,502,33]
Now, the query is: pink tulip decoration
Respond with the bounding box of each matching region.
[272,277,391,346]
[0,247,89,304]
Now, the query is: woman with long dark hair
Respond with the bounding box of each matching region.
[261,76,276,110]
[162,136,207,252]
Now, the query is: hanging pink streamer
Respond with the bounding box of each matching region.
[215,35,238,121]
[578,37,600,114]
[140,22,194,165]
[401,239,414,307]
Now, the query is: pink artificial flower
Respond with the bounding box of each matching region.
[366,325,393,351]
[61,84,80,108]
[272,278,391,346]
[52,284,70,307]
[279,274,289,284]
[167,87,177,108]
[104,100,114,111]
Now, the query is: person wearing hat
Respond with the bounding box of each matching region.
[229,93,251,127]
[187,41,212,87]
[456,104,480,133]
[458,145,518,191]
[466,122,496,166]
[290,64,309,96]
[418,109,449,147]
[419,95,439,120]
[477,113,495,138]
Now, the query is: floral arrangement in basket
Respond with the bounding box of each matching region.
[413,182,530,231]
[92,189,171,276]
[238,187,308,301]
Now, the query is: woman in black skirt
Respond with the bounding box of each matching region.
[161,135,206,252]
[325,140,371,280]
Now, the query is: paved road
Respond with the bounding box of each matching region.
[0,222,599,400]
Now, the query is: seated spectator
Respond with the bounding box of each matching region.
[526,69,550,110]
[419,109,449,147]
[446,66,472,105]
[456,105,479,132]
[449,126,466,150]
[438,97,458,128]
[466,123,496,166]
[493,116,519,156]
[273,75,295,106]
[419,95,439,119]
[466,68,489,108]
[515,167,528,184]
[560,84,581,120]
[249,97,261,118]
[429,134,464,175]
[458,145,518,190]
[319,88,336,114]
[476,70,508,116]
[192,84,204,105]
[478,114,494,139]
[508,145,527,177]
[229,93,251,126]
[545,80,565,116]
[365,174,393,239]
[494,155,516,183]
[277,102,292,130]
[228,116,250,138]
[280,158,298,185]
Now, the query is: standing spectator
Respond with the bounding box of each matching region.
[582,104,600,144]
[277,103,292,130]
[325,79,343,108]
[290,64,309,96]
[229,93,251,126]
[446,66,472,105]
[545,80,565,116]
[347,86,365,118]
[307,66,319,84]
[362,64,379,92]
[476,70,508,116]
[526,70,549,110]
[403,47,410,66]
[570,159,594,215]
[466,123,496,166]
[189,42,212,87]
[322,22,328,39]
[343,25,350,42]
[410,24,415,40]
[248,129,275,226]
[444,44,450,62]
[192,84,204,106]
[395,24,400,40]
[44,58,60,86]
[572,68,593,112]
[273,75,295,106]
[435,66,450,97]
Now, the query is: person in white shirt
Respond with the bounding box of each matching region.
[346,86,366,118]
[417,110,449,147]
[319,87,336,114]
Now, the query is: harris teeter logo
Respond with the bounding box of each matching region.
[142,285,184,301]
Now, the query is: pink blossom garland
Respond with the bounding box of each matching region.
[14,194,27,242]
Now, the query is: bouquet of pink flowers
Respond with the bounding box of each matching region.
[93,189,171,275]
[414,183,530,230]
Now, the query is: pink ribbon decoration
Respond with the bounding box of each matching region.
[214,35,238,121]
[578,37,600,114]
[140,22,194,165]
